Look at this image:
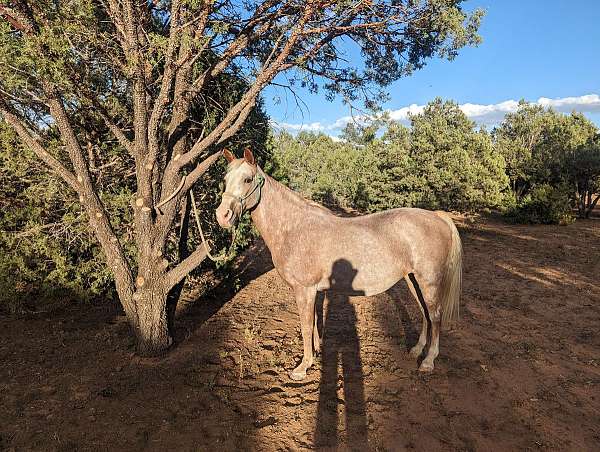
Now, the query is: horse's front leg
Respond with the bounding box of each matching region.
[290,285,317,381]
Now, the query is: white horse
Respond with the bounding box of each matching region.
[216,149,462,380]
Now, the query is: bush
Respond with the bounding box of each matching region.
[268,131,374,210]
[504,184,575,225]
[271,100,510,213]
[0,122,134,308]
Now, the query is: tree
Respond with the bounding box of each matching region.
[0,117,134,308]
[493,102,554,203]
[569,142,600,218]
[0,81,267,311]
[408,98,508,210]
[494,103,598,204]
[0,1,483,355]
[270,131,365,208]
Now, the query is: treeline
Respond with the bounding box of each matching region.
[270,99,600,223]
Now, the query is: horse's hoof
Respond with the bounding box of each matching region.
[419,361,434,373]
[289,368,307,381]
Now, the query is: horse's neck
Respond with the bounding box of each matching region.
[250,171,310,257]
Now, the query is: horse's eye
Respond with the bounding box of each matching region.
[244,177,252,183]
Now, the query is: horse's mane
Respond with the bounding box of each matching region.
[265,172,333,215]
[305,198,332,213]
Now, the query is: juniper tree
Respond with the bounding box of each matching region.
[569,143,600,218]
[0,0,482,355]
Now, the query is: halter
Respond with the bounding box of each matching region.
[191,171,264,263]
[222,171,265,213]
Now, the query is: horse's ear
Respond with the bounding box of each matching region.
[243,148,255,166]
[223,148,235,163]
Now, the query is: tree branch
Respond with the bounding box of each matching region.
[165,243,208,290]
[0,100,78,189]
[0,6,35,34]
[173,4,316,172]
[147,0,184,164]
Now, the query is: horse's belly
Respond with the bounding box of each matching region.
[316,252,405,297]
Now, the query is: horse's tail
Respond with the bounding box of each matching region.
[435,211,462,328]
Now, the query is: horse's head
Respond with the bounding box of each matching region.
[216,148,264,229]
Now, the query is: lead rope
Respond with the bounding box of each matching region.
[190,189,238,263]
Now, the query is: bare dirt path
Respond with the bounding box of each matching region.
[1,215,599,451]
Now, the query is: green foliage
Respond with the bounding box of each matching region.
[269,131,371,209]
[504,184,575,225]
[494,101,599,221]
[408,99,508,210]
[272,99,509,213]
[0,121,125,307]
[0,90,269,309]
[491,102,550,202]
[568,142,600,218]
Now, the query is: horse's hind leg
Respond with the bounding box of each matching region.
[407,273,442,372]
[290,284,317,381]
[420,308,440,372]
[313,311,320,354]
[404,274,428,358]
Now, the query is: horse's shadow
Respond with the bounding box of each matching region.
[314,259,368,449]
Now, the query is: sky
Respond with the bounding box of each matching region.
[263,0,600,136]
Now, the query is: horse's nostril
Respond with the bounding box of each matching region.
[224,209,232,220]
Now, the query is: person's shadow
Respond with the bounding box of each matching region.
[315,259,368,449]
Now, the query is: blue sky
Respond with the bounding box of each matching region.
[263,0,600,134]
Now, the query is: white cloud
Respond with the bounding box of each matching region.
[458,99,520,125]
[537,94,600,112]
[388,103,425,121]
[274,121,326,132]
[272,93,600,134]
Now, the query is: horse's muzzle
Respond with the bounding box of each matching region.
[215,204,237,229]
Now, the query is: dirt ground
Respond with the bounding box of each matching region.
[1,214,599,451]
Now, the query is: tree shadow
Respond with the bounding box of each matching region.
[315,259,368,449]
[172,238,274,345]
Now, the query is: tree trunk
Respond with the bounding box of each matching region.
[134,281,173,356]
[586,193,600,219]
[166,193,192,334]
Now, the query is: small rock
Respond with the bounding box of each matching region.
[284,396,303,406]
[262,340,279,351]
[98,387,115,398]
[254,416,277,428]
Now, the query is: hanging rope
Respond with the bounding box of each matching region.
[190,189,237,262]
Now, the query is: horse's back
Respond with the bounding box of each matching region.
[282,207,454,295]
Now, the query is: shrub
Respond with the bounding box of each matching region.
[271,100,510,213]
[504,184,575,225]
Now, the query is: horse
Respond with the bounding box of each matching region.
[215,148,462,381]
